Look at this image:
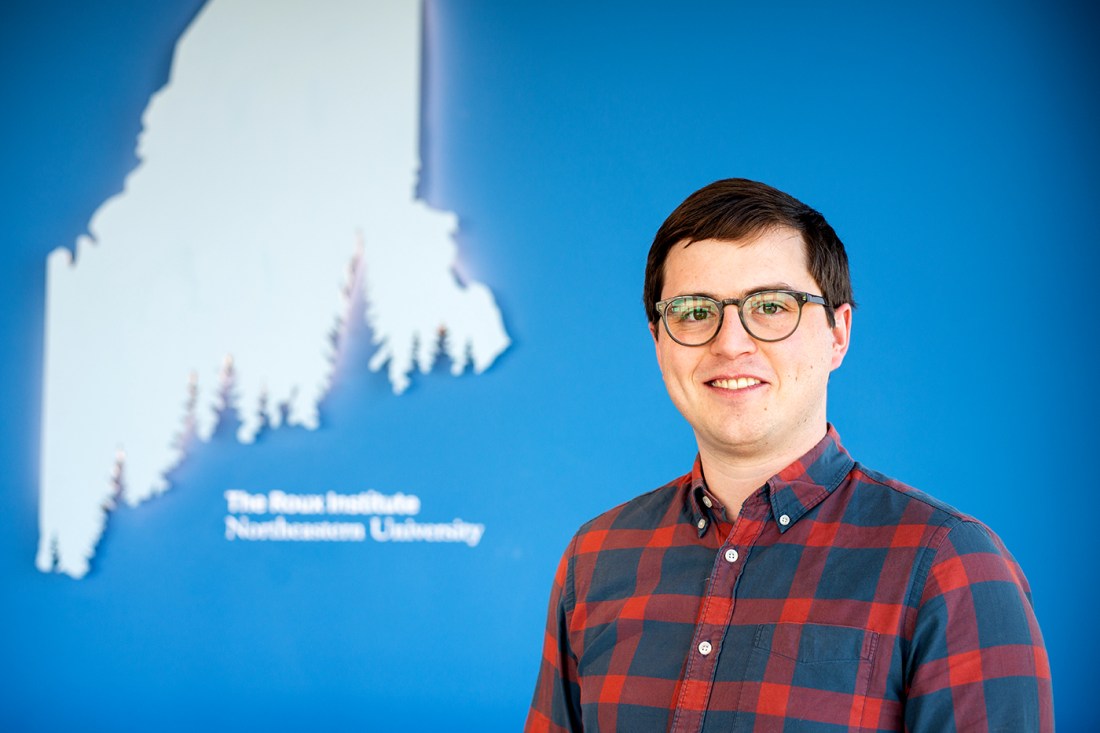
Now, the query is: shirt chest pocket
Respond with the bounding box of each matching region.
[734,622,879,730]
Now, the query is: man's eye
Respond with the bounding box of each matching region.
[748,295,794,316]
[756,301,782,315]
[683,307,714,322]
[669,299,716,323]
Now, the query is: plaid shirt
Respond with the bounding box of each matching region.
[526,427,1053,732]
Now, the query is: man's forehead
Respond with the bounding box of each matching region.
[668,232,809,272]
[661,230,818,298]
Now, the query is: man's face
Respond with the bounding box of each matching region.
[652,228,852,464]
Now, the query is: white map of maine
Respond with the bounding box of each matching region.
[37,0,510,578]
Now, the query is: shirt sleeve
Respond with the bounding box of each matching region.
[905,519,1054,731]
[525,536,584,733]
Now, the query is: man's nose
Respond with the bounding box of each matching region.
[709,306,757,357]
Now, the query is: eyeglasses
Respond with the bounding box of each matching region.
[655,290,831,346]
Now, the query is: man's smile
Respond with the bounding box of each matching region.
[707,376,763,391]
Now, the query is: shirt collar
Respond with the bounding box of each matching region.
[687,457,720,538]
[687,424,855,535]
[766,424,855,532]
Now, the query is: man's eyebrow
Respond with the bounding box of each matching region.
[678,283,797,300]
[742,283,796,296]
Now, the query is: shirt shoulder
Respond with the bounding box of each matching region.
[847,463,1023,577]
[573,472,691,538]
[850,462,980,527]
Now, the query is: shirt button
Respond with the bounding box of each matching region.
[701,495,713,508]
[697,518,707,530]
[778,514,791,526]
[724,548,739,563]
[698,641,713,656]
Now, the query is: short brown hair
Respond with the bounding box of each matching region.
[643,178,855,327]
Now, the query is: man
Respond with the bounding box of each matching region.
[526,179,1052,732]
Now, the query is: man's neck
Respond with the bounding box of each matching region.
[697,429,827,516]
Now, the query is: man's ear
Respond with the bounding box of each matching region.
[650,321,665,375]
[829,303,853,371]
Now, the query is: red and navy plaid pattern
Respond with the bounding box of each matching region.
[526,427,1053,732]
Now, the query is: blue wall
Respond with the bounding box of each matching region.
[1,0,1096,729]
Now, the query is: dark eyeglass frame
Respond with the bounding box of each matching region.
[655,290,832,345]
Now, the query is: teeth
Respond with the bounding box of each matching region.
[712,377,761,390]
